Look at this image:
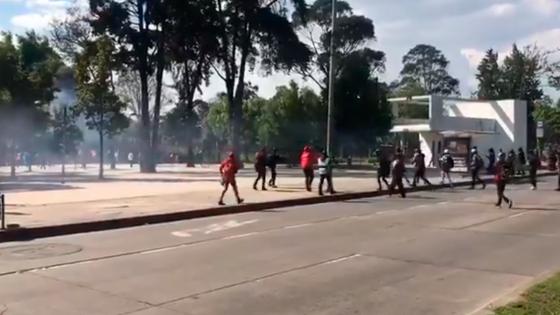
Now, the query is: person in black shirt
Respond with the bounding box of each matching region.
[375,149,390,191]
[267,148,280,188]
[469,148,486,189]
[411,148,431,187]
[253,148,267,191]
[517,148,527,175]
[527,149,540,190]
[486,148,496,174]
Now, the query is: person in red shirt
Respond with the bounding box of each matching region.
[218,152,244,206]
[300,145,316,192]
[495,152,513,208]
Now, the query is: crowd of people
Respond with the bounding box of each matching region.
[218,145,560,208]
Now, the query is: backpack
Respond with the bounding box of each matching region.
[445,155,454,169]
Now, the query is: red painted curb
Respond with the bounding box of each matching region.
[0,173,555,242]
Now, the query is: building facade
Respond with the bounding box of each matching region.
[390,95,528,166]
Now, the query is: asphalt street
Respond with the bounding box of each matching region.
[1,176,560,315]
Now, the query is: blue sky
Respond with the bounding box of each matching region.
[1,0,559,100]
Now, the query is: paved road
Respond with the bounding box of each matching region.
[1,177,560,315]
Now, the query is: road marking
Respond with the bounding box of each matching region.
[284,223,312,229]
[223,232,259,240]
[171,219,259,238]
[509,212,529,219]
[325,254,362,264]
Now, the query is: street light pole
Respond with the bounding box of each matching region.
[326,0,336,156]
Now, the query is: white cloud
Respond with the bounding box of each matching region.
[460,48,486,69]
[10,10,66,30]
[26,0,69,8]
[525,0,560,16]
[486,3,517,17]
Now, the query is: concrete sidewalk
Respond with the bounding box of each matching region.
[0,164,550,234]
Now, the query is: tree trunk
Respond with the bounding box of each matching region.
[99,129,104,180]
[150,31,165,173]
[139,70,154,173]
[9,141,16,178]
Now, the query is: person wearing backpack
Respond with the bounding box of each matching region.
[439,149,454,188]
[412,148,432,187]
[218,152,244,206]
[469,148,486,189]
[495,152,513,208]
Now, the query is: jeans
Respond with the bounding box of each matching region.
[318,174,333,195]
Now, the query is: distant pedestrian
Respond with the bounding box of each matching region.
[507,149,516,176]
[556,150,560,192]
[218,152,243,206]
[253,148,267,191]
[318,151,335,195]
[389,151,406,198]
[469,148,486,189]
[495,152,513,208]
[528,149,540,190]
[411,148,431,187]
[267,148,280,188]
[517,148,526,175]
[375,149,390,191]
[128,152,135,168]
[486,148,496,174]
[301,145,315,192]
[439,149,454,188]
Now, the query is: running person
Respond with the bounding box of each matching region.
[439,149,454,188]
[218,152,244,205]
[301,145,315,192]
[412,148,431,187]
[253,148,267,191]
[267,148,280,188]
[495,152,513,208]
[317,151,335,195]
[469,148,486,189]
[389,152,406,198]
[375,149,390,191]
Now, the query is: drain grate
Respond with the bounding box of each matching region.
[0,243,83,260]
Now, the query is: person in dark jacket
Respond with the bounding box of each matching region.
[517,148,527,175]
[439,149,454,188]
[527,149,540,190]
[495,152,513,208]
[267,148,280,188]
[389,152,406,198]
[469,148,486,189]
[506,149,516,176]
[486,148,496,174]
[253,148,267,191]
[412,148,431,187]
[375,149,390,191]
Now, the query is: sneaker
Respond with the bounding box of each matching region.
[508,200,513,209]
[253,186,258,191]
[237,198,244,205]
[531,186,536,191]
[261,187,267,191]
[495,203,502,208]
[218,201,225,206]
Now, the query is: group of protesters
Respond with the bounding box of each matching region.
[218,145,560,208]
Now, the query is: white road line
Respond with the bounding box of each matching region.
[325,254,362,265]
[223,232,259,240]
[509,212,530,219]
[284,223,312,229]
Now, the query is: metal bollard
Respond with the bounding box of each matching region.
[1,193,5,230]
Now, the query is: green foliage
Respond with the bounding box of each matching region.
[50,107,84,156]
[501,45,543,102]
[399,44,459,95]
[476,49,502,100]
[494,272,560,315]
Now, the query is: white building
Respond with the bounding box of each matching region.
[389,95,528,166]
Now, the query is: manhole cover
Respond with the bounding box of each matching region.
[0,243,83,260]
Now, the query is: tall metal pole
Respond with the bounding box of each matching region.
[326,0,336,156]
[61,105,67,184]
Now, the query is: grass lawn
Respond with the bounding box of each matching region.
[494,272,560,315]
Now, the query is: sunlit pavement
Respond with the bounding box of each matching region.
[0,176,559,314]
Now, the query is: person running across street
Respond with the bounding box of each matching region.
[301,145,315,192]
[495,152,513,208]
[267,148,280,188]
[318,151,335,195]
[375,149,390,191]
[439,149,454,188]
[253,148,268,191]
[389,151,406,198]
[412,148,431,187]
[469,148,486,189]
[218,152,244,206]
[528,149,540,190]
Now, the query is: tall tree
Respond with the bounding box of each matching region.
[399,44,459,95]
[476,49,502,100]
[89,0,168,173]
[75,36,129,179]
[50,106,84,157]
[211,0,312,152]
[0,32,61,177]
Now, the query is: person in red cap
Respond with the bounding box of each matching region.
[218,152,244,206]
[300,145,316,191]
